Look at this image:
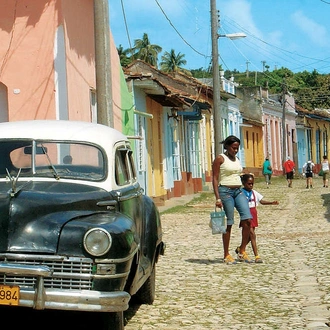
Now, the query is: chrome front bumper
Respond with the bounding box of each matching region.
[0,262,130,312]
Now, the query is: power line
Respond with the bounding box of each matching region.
[154,0,207,58]
[113,1,330,75]
[221,15,330,73]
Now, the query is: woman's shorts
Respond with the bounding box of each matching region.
[218,186,252,225]
[286,171,294,180]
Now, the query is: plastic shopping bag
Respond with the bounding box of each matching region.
[209,208,227,234]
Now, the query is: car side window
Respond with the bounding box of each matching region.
[127,149,137,181]
[115,149,130,186]
[115,146,137,186]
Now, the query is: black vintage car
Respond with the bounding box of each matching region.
[0,120,165,329]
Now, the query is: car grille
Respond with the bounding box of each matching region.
[0,254,93,290]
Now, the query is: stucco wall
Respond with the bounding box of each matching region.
[0,0,58,120]
[60,0,96,122]
[0,0,126,125]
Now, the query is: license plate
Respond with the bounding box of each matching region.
[0,285,20,306]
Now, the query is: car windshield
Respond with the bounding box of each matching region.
[0,140,105,181]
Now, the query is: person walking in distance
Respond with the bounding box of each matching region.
[239,174,279,263]
[262,157,272,187]
[303,160,315,189]
[321,155,329,188]
[283,157,295,188]
[212,135,253,264]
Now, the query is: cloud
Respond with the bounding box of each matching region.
[221,0,262,38]
[267,30,283,47]
[291,10,327,47]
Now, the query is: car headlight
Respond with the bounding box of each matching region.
[83,228,112,256]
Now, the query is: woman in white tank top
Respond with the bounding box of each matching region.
[212,135,252,264]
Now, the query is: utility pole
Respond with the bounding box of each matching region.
[94,0,114,127]
[246,60,250,77]
[282,78,287,169]
[210,1,246,155]
[210,0,222,155]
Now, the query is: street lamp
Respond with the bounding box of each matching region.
[218,32,247,40]
[211,0,246,156]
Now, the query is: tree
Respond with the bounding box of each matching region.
[292,71,330,110]
[132,33,162,67]
[117,44,131,67]
[160,49,187,73]
[190,67,212,78]
[230,66,330,110]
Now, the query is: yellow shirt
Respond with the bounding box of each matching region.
[219,153,243,186]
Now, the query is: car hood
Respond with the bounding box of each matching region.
[0,180,112,253]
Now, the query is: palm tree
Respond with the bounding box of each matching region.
[117,44,131,67]
[132,33,162,67]
[160,49,187,73]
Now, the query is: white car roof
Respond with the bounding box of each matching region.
[0,120,128,148]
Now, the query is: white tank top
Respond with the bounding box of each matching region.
[219,153,243,186]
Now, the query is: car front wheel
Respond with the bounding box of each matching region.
[135,264,156,305]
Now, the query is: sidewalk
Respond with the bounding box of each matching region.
[157,193,201,213]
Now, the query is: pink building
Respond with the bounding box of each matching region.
[0,0,127,131]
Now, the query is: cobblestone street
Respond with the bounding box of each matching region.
[124,175,330,329]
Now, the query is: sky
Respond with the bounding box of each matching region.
[109,0,330,74]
